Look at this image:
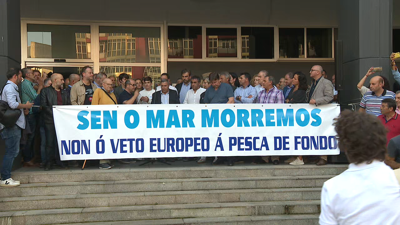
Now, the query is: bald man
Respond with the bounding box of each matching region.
[307,65,334,166]
[65,73,81,97]
[41,73,71,171]
[360,76,395,116]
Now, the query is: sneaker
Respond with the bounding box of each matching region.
[99,163,112,169]
[1,178,20,187]
[290,158,305,165]
[284,157,296,164]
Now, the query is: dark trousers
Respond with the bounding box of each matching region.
[22,114,37,162]
[44,123,60,165]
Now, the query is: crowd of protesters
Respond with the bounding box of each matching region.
[1,54,400,186]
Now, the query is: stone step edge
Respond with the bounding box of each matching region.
[0,187,322,203]
[12,164,348,175]
[0,200,321,218]
[58,214,320,225]
[14,175,334,188]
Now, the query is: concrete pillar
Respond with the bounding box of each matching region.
[0,0,21,169]
[338,0,393,105]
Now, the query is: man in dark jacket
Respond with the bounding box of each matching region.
[151,79,180,104]
[175,69,191,103]
[41,73,70,170]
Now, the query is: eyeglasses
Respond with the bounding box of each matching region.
[310,69,319,73]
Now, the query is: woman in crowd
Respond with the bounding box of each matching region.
[285,71,308,165]
[202,78,211,89]
[250,75,259,87]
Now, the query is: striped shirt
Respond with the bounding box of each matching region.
[360,90,395,116]
[257,86,284,104]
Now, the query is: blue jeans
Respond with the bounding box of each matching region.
[1,126,22,180]
[40,126,46,164]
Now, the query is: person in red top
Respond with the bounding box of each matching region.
[378,98,400,145]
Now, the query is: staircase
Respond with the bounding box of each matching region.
[0,163,347,225]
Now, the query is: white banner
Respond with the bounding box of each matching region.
[53,104,340,161]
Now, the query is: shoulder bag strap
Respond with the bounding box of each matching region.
[101,88,117,105]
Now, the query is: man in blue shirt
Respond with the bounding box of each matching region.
[203,72,234,104]
[234,72,257,103]
[1,68,34,187]
[204,72,235,166]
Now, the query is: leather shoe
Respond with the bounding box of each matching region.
[23,161,39,167]
[316,158,327,166]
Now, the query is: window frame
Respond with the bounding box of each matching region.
[21,20,165,74]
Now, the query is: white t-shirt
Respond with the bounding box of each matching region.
[183,88,206,104]
[320,161,400,225]
[138,89,155,104]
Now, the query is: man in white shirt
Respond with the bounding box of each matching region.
[183,76,205,104]
[138,77,155,104]
[156,73,177,92]
[320,110,400,225]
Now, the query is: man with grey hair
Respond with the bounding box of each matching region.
[151,79,180,104]
[219,71,231,85]
[255,70,268,95]
[93,72,107,89]
[308,65,334,166]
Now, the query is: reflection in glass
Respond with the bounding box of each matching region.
[279,28,304,58]
[27,67,82,80]
[100,66,161,85]
[394,29,400,53]
[168,26,202,59]
[307,28,332,58]
[206,28,237,58]
[241,27,274,59]
[27,24,91,59]
[99,27,161,63]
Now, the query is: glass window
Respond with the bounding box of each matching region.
[168,26,202,59]
[99,26,161,63]
[241,27,274,59]
[100,66,161,82]
[307,28,332,58]
[393,29,400,53]
[279,28,304,58]
[206,28,237,58]
[27,24,91,59]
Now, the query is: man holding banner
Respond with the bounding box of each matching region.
[151,79,180,104]
[41,73,70,171]
[308,65,334,166]
[256,75,284,165]
[91,78,117,169]
[204,72,235,166]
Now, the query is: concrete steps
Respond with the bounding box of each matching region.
[0,164,347,224]
[0,201,321,225]
[0,187,321,211]
[0,175,331,198]
[11,165,346,184]
[58,215,319,225]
